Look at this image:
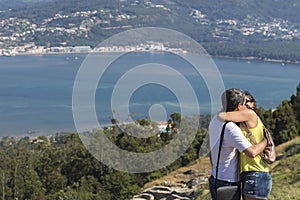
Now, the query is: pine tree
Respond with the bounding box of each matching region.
[290,83,300,133]
[273,100,299,144]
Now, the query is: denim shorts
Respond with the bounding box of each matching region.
[241,171,272,200]
[209,175,241,200]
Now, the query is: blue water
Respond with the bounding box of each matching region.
[0,53,299,136]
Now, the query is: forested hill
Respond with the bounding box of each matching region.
[1,0,300,61]
[3,0,300,22]
[0,0,51,9]
[0,83,299,199]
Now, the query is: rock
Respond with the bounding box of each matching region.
[132,193,155,200]
[186,177,207,189]
[132,158,211,200]
[183,169,196,175]
[132,176,207,200]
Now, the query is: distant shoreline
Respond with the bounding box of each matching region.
[9,51,300,65]
[213,55,300,65]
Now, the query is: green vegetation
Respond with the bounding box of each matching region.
[257,83,300,145]
[268,137,300,200]
[0,116,208,200]
[0,83,299,199]
[269,155,300,200]
[203,40,300,63]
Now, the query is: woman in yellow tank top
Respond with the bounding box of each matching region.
[218,91,272,200]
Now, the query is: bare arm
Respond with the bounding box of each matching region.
[218,109,253,122]
[243,138,267,158]
[218,109,259,129]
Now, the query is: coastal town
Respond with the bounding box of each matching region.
[0,2,299,57]
[0,42,187,56]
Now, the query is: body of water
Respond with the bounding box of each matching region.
[0,53,299,136]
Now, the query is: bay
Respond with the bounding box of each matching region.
[0,53,299,136]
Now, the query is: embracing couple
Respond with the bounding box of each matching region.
[209,88,272,200]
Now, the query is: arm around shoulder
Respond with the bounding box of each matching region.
[218,109,255,123]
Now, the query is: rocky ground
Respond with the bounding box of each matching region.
[132,157,211,200]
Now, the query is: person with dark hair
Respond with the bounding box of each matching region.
[218,90,272,200]
[244,91,256,110]
[221,88,246,112]
[209,88,267,200]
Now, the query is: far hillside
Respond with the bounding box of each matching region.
[1,0,300,61]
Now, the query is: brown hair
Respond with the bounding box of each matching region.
[245,91,256,110]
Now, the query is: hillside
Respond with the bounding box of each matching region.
[0,0,50,9]
[1,0,300,61]
[5,0,300,23]
[132,137,300,200]
[269,136,300,200]
[0,82,298,199]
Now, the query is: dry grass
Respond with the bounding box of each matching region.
[275,136,300,153]
[140,137,300,200]
[269,154,300,200]
[142,136,300,189]
[143,157,211,189]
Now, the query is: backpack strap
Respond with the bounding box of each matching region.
[215,121,230,181]
[241,122,257,145]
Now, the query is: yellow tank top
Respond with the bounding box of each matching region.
[240,117,270,173]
